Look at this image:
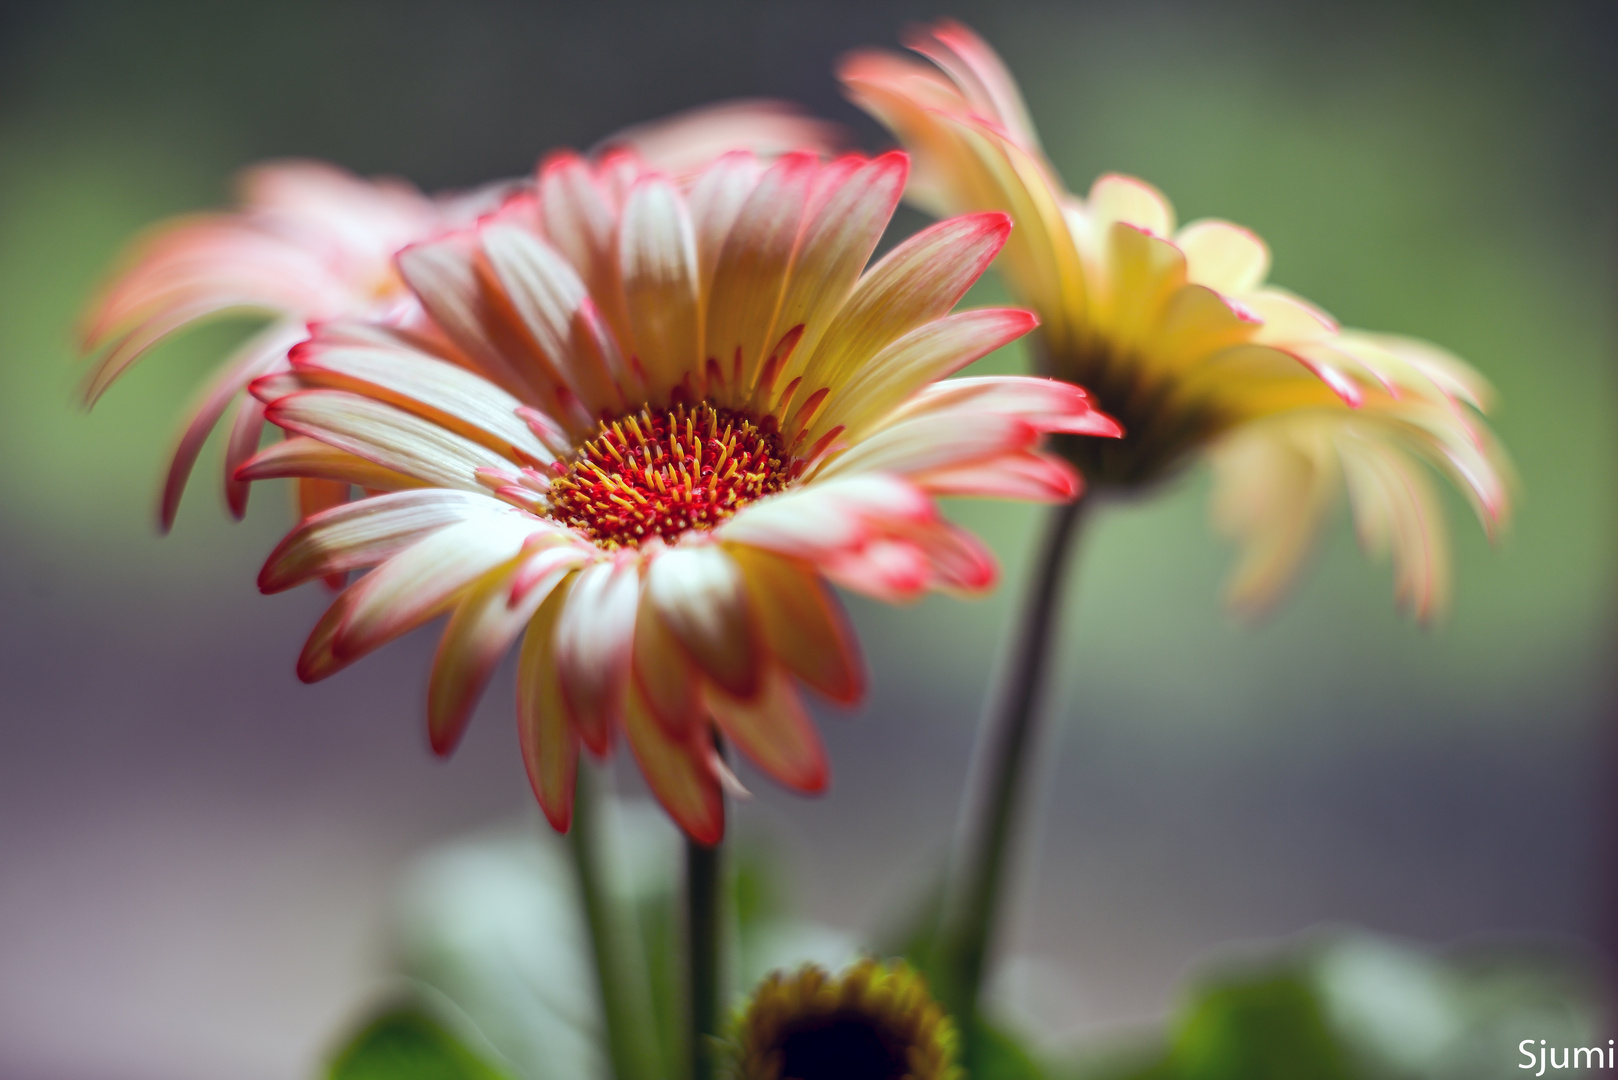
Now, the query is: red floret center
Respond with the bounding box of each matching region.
[549,402,797,549]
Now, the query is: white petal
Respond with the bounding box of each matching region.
[769,153,909,390]
[480,224,627,416]
[237,435,429,491]
[332,512,538,662]
[267,389,513,490]
[160,319,304,532]
[292,332,553,463]
[716,475,933,559]
[816,412,1037,479]
[883,375,1122,437]
[646,545,760,699]
[552,559,641,753]
[813,307,1037,444]
[395,234,546,402]
[259,489,499,593]
[910,449,1080,502]
[428,556,571,756]
[798,212,1011,393]
[703,153,817,396]
[618,178,701,399]
[685,151,764,298]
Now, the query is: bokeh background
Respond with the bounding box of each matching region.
[1,1,1614,1077]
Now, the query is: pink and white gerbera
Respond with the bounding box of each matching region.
[80,101,841,533]
[244,149,1120,842]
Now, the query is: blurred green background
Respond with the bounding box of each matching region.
[0,1,1613,1077]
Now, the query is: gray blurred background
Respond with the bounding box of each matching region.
[1,1,1614,1077]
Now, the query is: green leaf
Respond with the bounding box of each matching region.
[970,1020,1053,1080]
[1167,971,1361,1080]
[326,1006,513,1080]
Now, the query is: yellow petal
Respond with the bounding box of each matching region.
[1097,221,1186,350]
[1087,173,1175,237]
[1176,219,1270,295]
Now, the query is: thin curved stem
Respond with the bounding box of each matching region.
[944,496,1090,1047]
[569,766,659,1080]
[686,831,723,1080]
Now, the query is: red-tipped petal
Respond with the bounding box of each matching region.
[706,668,828,794]
[553,560,640,756]
[517,578,580,832]
[730,546,864,705]
[646,545,762,701]
[429,558,570,758]
[622,682,724,845]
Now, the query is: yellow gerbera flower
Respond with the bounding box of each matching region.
[841,20,1512,618]
[245,148,1120,842]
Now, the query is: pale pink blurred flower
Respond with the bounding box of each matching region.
[842,21,1513,619]
[80,101,843,533]
[245,149,1120,841]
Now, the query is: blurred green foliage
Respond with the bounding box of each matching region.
[1142,971,1360,1080]
[377,817,1605,1080]
[1051,934,1600,1080]
[327,1006,513,1080]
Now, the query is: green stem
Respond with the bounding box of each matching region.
[569,766,659,1080]
[944,496,1090,1050]
[686,830,723,1080]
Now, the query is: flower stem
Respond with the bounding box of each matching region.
[686,830,723,1080]
[568,765,659,1080]
[944,496,1090,1048]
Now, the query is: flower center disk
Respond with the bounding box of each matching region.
[549,401,794,549]
[774,1016,908,1080]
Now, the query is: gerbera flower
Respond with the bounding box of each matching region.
[80,101,842,533]
[728,959,959,1080]
[81,161,466,530]
[841,20,1511,618]
[245,149,1121,842]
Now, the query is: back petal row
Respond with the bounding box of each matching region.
[78,100,845,533]
[245,147,1122,842]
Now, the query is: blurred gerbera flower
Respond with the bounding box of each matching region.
[80,101,842,533]
[841,21,1512,618]
[245,148,1120,842]
[81,161,467,530]
[729,959,959,1080]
